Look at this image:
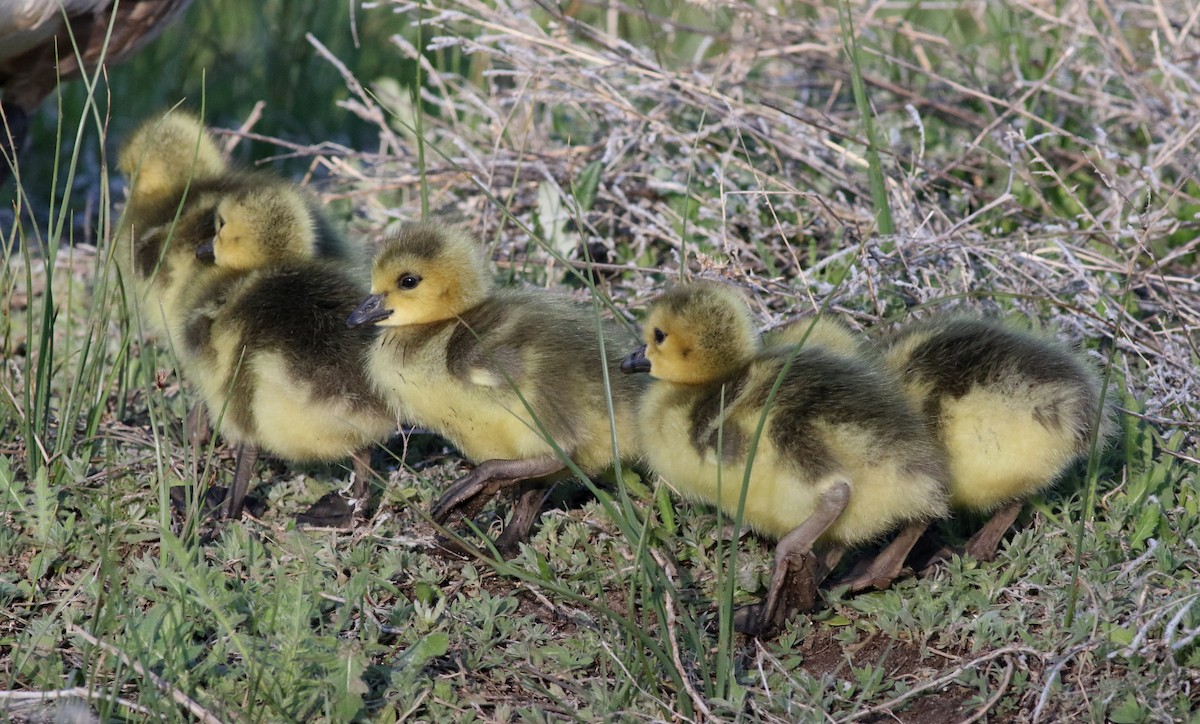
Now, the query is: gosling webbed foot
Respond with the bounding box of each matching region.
[168,484,267,521]
[740,480,850,637]
[734,551,821,638]
[294,448,377,528]
[491,481,546,556]
[169,484,230,520]
[731,603,767,637]
[430,455,564,525]
[963,499,1023,562]
[430,469,503,526]
[431,456,565,559]
[918,500,1024,576]
[296,491,358,529]
[831,520,927,592]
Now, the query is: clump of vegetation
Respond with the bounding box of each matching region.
[2,0,1197,721]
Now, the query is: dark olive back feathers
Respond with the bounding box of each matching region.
[184,261,389,436]
[306,197,349,260]
[678,344,947,482]
[419,288,644,443]
[884,317,1102,445]
[766,347,940,478]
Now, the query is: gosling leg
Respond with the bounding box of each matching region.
[734,480,851,637]
[184,401,211,463]
[224,444,260,519]
[431,455,565,524]
[169,402,222,519]
[964,499,1023,562]
[833,520,928,592]
[493,480,546,556]
[920,499,1025,574]
[814,546,846,583]
[294,447,375,528]
[349,447,373,500]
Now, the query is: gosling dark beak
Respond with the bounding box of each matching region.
[347,293,392,327]
[195,236,216,263]
[620,345,651,374]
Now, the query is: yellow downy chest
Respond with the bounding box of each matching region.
[639,385,825,541]
[369,331,552,463]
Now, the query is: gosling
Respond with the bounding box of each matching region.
[621,280,950,636]
[175,183,393,524]
[348,222,644,553]
[876,315,1112,565]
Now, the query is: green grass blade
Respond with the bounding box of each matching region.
[839,0,893,235]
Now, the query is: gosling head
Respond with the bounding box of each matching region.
[118,111,225,203]
[347,222,494,328]
[195,184,317,270]
[621,280,759,384]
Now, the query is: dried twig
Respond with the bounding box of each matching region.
[839,645,1042,723]
[66,624,226,724]
[649,548,713,721]
[0,686,152,717]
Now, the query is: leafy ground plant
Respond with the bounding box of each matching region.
[2,0,1199,721]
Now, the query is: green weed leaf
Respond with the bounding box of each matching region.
[1130,504,1162,550]
[1106,625,1134,647]
[573,161,602,213]
[0,456,23,514]
[32,467,56,543]
[398,631,449,671]
[330,648,369,721]
[1109,693,1147,724]
[536,182,572,258]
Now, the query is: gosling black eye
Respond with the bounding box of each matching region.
[398,274,422,290]
[653,328,666,345]
[214,215,225,233]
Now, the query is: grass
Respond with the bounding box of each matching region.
[3,0,1199,721]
